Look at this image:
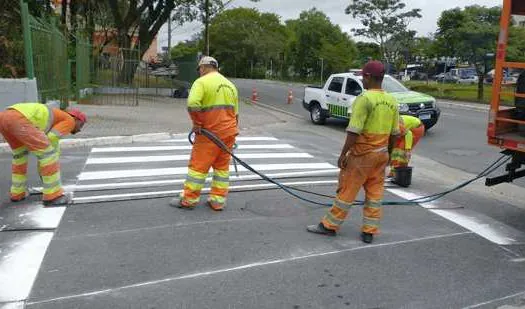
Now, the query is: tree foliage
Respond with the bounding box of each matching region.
[435,5,500,100]
[286,9,357,79]
[345,0,421,61]
[207,8,287,78]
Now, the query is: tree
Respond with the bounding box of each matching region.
[345,0,421,64]
[435,6,500,101]
[170,40,199,60]
[208,8,287,78]
[286,8,357,79]
[104,0,194,82]
[354,42,381,65]
[172,0,260,55]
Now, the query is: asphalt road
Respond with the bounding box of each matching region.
[232,78,525,187]
[1,92,525,308]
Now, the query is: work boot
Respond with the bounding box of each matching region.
[360,232,374,244]
[169,196,195,210]
[207,200,224,211]
[306,223,336,236]
[43,195,69,207]
[10,192,28,202]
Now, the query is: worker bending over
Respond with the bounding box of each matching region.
[388,115,425,177]
[170,56,239,211]
[307,61,400,244]
[0,103,86,206]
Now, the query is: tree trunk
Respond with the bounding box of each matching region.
[478,73,484,102]
[117,33,136,85]
[60,0,67,26]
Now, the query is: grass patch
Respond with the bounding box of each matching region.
[403,81,514,106]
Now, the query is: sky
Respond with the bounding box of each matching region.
[157,0,502,50]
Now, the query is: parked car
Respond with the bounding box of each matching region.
[303,73,441,130]
[457,75,479,84]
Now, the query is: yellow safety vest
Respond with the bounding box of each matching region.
[8,103,54,133]
[400,115,421,150]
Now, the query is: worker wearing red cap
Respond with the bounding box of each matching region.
[307,61,400,243]
[0,103,87,206]
[170,56,239,211]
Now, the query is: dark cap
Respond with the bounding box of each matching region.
[362,61,385,78]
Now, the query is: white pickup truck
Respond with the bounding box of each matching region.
[302,73,441,130]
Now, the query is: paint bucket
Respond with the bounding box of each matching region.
[393,166,412,188]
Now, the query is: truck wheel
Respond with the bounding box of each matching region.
[310,103,326,125]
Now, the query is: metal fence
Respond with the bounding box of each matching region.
[21,0,69,106]
[20,0,199,108]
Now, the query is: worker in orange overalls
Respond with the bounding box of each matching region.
[0,103,86,206]
[307,61,400,244]
[388,115,425,177]
[170,56,239,211]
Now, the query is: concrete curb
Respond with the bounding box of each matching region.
[437,100,490,112]
[242,98,304,120]
[0,132,173,154]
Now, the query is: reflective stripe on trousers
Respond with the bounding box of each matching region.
[182,134,236,207]
[321,151,389,234]
[35,144,63,201]
[10,146,28,200]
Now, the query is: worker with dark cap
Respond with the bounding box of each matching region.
[307,61,400,243]
[0,103,87,206]
[170,56,239,211]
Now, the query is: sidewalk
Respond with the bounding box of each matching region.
[0,96,296,153]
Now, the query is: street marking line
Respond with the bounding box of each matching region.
[387,188,525,245]
[56,217,269,241]
[462,290,525,308]
[0,232,54,303]
[160,136,279,143]
[91,144,294,153]
[77,163,336,181]
[86,152,313,165]
[26,231,471,305]
[72,180,338,204]
[32,169,340,193]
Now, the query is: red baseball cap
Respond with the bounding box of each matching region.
[67,109,87,123]
[362,61,385,78]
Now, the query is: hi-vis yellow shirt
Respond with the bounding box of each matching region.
[400,115,422,150]
[347,90,400,156]
[187,72,239,137]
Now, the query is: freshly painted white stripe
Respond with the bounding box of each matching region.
[33,169,340,192]
[27,231,471,305]
[387,188,525,245]
[86,152,313,165]
[161,136,279,143]
[72,180,338,203]
[91,144,294,153]
[462,290,525,308]
[78,163,336,181]
[0,232,54,302]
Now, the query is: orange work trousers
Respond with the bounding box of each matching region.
[181,134,236,208]
[321,151,389,234]
[0,110,63,201]
[390,125,425,174]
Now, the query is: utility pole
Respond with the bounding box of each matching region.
[167,12,172,56]
[320,58,324,84]
[204,0,210,55]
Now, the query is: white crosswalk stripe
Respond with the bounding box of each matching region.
[72,135,340,204]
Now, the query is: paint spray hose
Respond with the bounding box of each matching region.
[190,129,511,207]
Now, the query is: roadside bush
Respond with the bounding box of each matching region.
[0,0,25,78]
